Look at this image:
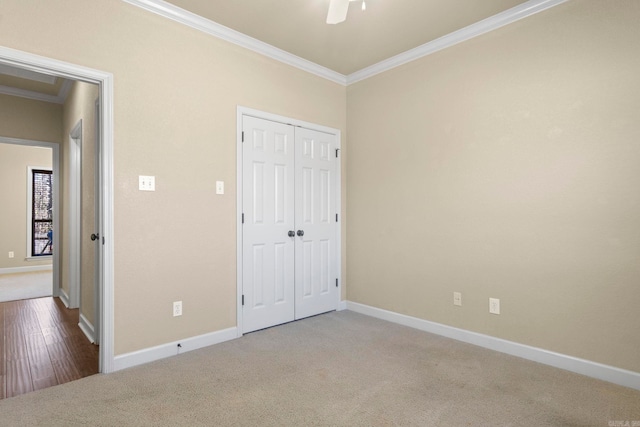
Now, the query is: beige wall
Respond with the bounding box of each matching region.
[61,81,99,325]
[0,0,346,355]
[0,144,53,269]
[0,94,60,270]
[6,0,633,378]
[347,0,640,373]
[0,93,62,142]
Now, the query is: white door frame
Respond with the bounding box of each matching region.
[0,46,116,373]
[236,106,342,336]
[0,137,60,298]
[68,120,82,309]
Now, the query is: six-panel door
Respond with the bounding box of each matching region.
[294,127,338,320]
[242,116,296,333]
[242,116,338,333]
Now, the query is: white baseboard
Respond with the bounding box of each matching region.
[346,301,640,391]
[59,288,70,308]
[337,300,348,311]
[114,327,238,371]
[79,313,95,344]
[0,264,53,275]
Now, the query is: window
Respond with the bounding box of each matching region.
[30,169,53,256]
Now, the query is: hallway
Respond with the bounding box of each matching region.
[0,297,98,399]
[0,271,52,303]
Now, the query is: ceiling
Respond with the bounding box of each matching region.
[0,0,540,102]
[165,0,527,75]
[0,63,72,104]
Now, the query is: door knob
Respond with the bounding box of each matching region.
[90,233,100,241]
[288,230,295,237]
[296,230,304,237]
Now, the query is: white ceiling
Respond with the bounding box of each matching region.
[165,0,527,75]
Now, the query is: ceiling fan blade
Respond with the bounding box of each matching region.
[327,0,350,24]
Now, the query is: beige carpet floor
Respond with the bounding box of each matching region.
[0,271,52,303]
[0,311,638,426]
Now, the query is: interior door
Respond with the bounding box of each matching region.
[241,114,339,333]
[94,98,102,348]
[294,127,338,319]
[242,116,296,333]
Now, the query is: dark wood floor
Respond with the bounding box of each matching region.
[0,297,99,399]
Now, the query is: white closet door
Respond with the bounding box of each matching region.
[242,116,296,333]
[294,127,338,320]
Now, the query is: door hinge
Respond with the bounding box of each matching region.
[336,278,339,288]
[102,236,105,245]
[336,213,338,222]
[242,295,245,306]
[241,131,244,142]
[242,213,245,224]
[335,148,340,158]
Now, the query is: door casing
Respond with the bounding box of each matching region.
[68,120,82,309]
[236,106,342,336]
[0,46,115,373]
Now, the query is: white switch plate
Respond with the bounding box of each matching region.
[8,251,14,259]
[173,301,182,317]
[489,298,500,315]
[216,180,224,195]
[453,292,462,306]
[139,175,155,191]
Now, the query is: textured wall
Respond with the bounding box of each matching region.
[347,0,640,373]
[0,94,60,270]
[61,81,99,326]
[0,144,53,269]
[0,0,347,355]
[0,94,62,143]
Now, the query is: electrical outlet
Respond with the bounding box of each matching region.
[8,251,14,259]
[489,298,500,315]
[173,301,182,317]
[453,292,462,306]
[216,180,224,195]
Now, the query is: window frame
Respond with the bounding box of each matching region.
[26,166,53,259]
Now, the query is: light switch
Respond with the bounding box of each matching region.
[139,175,155,191]
[216,181,224,195]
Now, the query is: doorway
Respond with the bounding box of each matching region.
[0,140,58,301]
[237,107,342,334]
[0,46,115,373]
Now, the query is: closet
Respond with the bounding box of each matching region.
[240,114,339,333]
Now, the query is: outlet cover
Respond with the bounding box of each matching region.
[216,180,224,195]
[8,251,14,259]
[489,298,500,315]
[173,301,182,317]
[453,292,462,306]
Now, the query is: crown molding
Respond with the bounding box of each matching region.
[347,0,569,84]
[0,84,62,104]
[122,0,567,87]
[0,77,74,104]
[0,63,57,84]
[121,0,348,86]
